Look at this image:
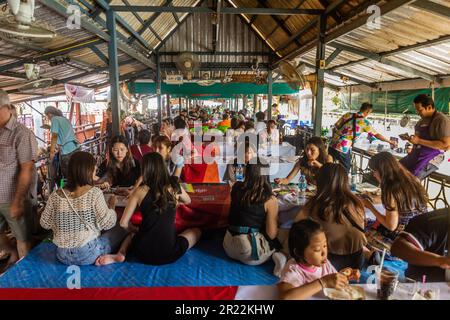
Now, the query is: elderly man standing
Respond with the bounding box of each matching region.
[0,89,37,265]
[44,106,79,180]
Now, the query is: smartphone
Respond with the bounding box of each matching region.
[399,133,410,141]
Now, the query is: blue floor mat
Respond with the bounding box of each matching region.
[0,240,278,288]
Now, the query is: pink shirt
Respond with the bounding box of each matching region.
[280,259,337,287]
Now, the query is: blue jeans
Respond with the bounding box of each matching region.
[56,224,127,266]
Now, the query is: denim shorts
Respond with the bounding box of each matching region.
[56,236,111,266]
[56,224,127,265]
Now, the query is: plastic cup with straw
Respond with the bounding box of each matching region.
[379,248,386,272]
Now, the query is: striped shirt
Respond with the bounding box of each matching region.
[0,115,38,203]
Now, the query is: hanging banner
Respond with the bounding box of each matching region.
[65,84,95,103]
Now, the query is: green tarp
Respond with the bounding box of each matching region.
[128,82,298,99]
[341,87,450,114]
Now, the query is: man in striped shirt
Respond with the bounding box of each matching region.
[0,90,38,265]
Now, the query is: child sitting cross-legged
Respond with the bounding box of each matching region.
[278,219,350,300]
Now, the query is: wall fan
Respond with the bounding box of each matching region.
[17,63,53,93]
[0,0,56,44]
[175,52,200,81]
[278,61,306,90]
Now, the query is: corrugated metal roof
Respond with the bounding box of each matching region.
[2,0,450,103]
[267,1,450,87]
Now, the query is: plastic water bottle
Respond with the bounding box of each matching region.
[235,164,244,182]
[350,162,357,192]
[298,174,307,203]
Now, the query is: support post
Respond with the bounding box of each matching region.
[166,94,171,118]
[156,53,162,126]
[107,9,121,136]
[313,14,326,137]
[268,70,273,120]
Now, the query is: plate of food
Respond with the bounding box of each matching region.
[323,286,365,300]
[356,183,380,194]
[280,155,300,163]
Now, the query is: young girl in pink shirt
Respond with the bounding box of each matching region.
[278,220,349,300]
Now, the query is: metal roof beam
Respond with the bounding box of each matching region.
[225,0,277,56]
[6,59,136,94]
[110,6,324,15]
[89,45,109,65]
[68,0,138,51]
[9,68,151,103]
[276,0,411,63]
[0,38,103,73]
[325,48,342,65]
[411,0,450,19]
[40,0,156,70]
[264,0,310,40]
[301,61,376,88]
[254,0,302,48]
[213,0,222,53]
[318,0,343,24]
[154,0,207,52]
[331,34,450,71]
[329,42,441,83]
[92,0,153,51]
[160,62,269,71]
[133,0,173,39]
[275,0,347,52]
[0,72,27,79]
[159,51,271,56]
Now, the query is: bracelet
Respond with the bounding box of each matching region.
[318,278,325,289]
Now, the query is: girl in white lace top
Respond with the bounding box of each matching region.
[40,151,128,265]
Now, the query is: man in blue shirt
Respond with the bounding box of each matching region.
[44,106,79,179]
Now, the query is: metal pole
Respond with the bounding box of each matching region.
[268,69,273,120]
[178,97,182,114]
[384,90,388,130]
[349,86,352,111]
[107,9,121,136]
[314,14,326,137]
[166,94,171,118]
[431,82,435,100]
[156,53,162,126]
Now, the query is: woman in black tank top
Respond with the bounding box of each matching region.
[223,162,281,266]
[94,153,201,266]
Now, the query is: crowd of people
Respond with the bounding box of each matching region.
[1,88,449,300]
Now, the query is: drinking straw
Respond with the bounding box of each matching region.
[379,248,387,271]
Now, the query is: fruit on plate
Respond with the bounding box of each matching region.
[340,268,361,281]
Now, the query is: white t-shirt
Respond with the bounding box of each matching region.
[255,121,267,134]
